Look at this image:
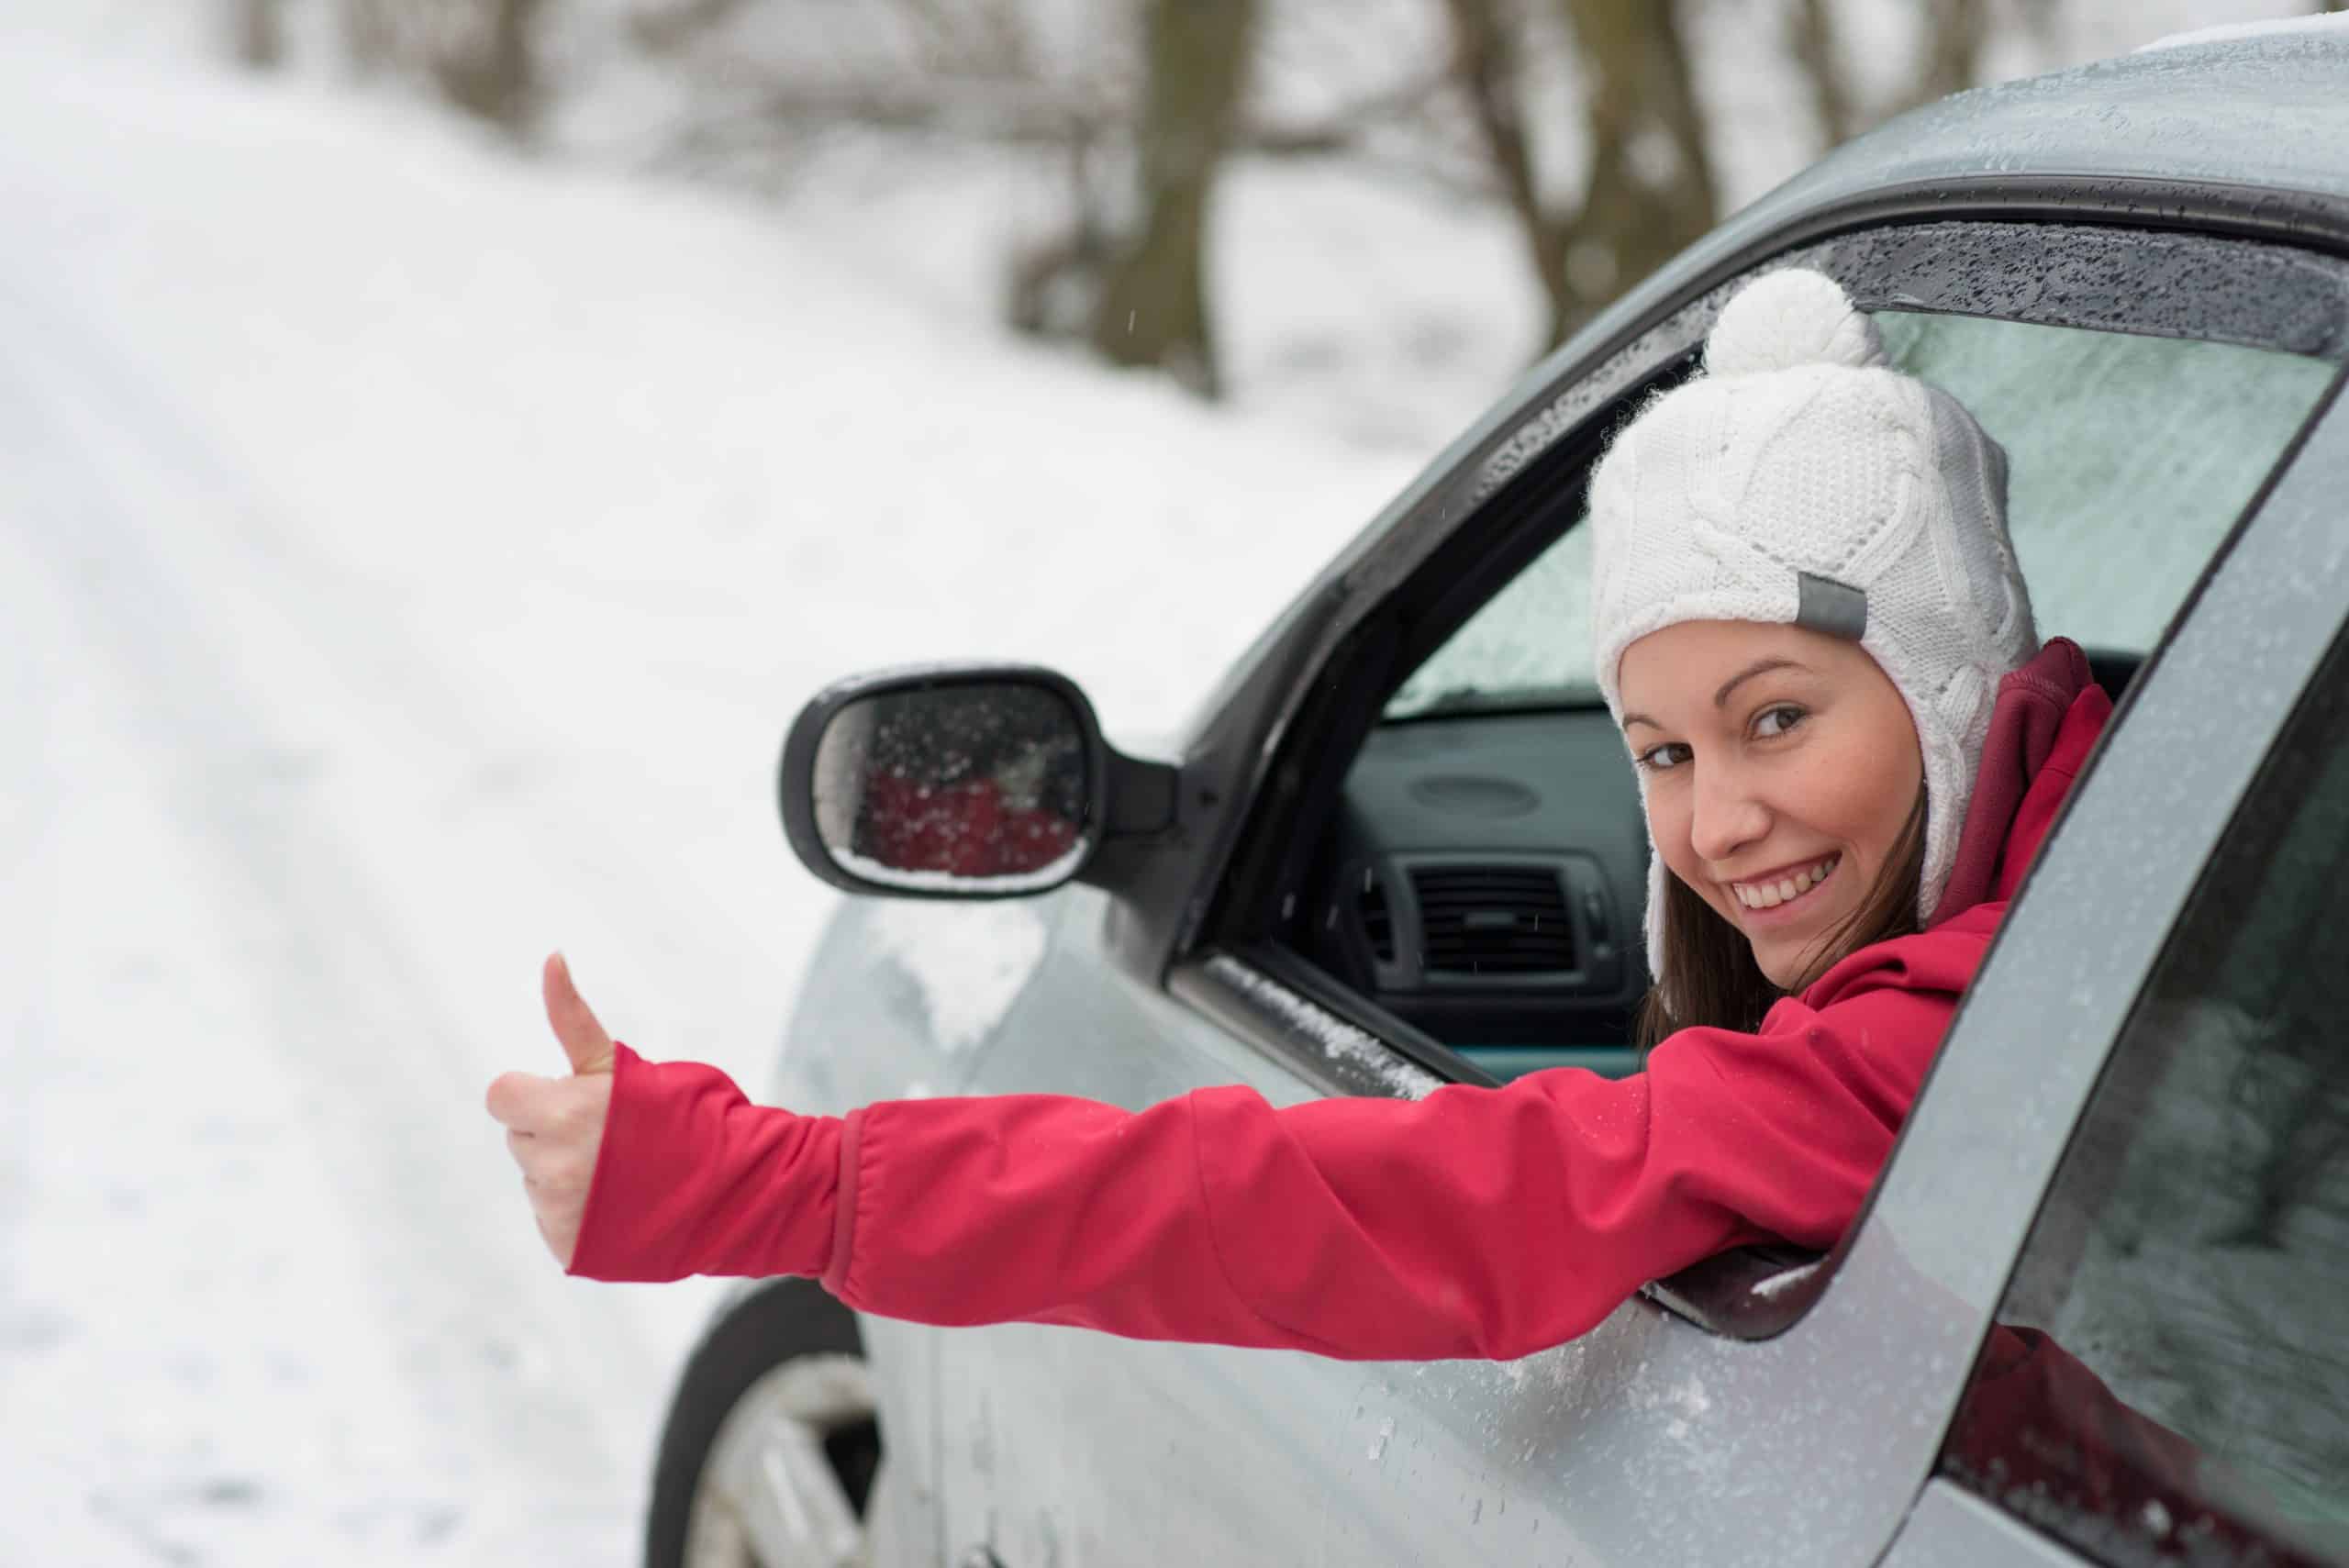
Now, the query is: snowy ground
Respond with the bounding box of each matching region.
[0,44,1414,1565]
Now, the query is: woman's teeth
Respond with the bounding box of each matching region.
[1733,854,1841,909]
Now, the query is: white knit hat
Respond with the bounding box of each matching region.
[1587,267,2038,995]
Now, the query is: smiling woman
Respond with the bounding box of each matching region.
[1618,621,1926,1012]
[1587,266,2040,1052]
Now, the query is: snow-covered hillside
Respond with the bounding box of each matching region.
[0,40,1411,1565]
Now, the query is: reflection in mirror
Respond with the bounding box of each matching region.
[811,683,1092,893]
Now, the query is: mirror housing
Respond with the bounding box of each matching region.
[779,663,1176,899]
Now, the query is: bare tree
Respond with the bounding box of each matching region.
[340,0,400,76]
[231,0,285,69]
[1786,0,1855,146]
[332,0,551,136]
[1086,0,1260,397]
[428,0,553,136]
[616,0,1468,393]
[1007,125,1121,342]
[1443,0,1717,347]
[1784,0,1991,152]
[1908,0,1987,111]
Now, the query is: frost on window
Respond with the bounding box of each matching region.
[1378,310,2332,724]
[1873,310,2336,656]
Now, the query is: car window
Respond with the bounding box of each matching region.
[1939,627,2349,1567]
[1381,314,2336,721]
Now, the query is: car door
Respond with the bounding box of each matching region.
[927,217,2348,1568]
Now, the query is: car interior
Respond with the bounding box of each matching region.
[1250,298,2340,1088]
[1297,648,2147,1084]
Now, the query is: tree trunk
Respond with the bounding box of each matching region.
[1087,0,1258,400]
[1910,0,1985,110]
[430,0,552,139]
[1788,0,1991,155]
[232,0,284,69]
[1434,0,1717,348]
[1786,0,1857,147]
[1549,0,1718,344]
[1442,0,1574,353]
[340,0,397,77]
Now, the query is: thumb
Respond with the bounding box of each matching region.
[542,951,617,1075]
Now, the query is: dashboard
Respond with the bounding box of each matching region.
[1304,705,1649,1075]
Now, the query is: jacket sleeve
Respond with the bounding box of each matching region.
[569,981,1952,1361]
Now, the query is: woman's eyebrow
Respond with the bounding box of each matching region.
[1620,658,1809,732]
[1714,657,1806,708]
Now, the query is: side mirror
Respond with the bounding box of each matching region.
[779,664,1174,898]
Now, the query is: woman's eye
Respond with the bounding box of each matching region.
[1753,705,1807,740]
[1637,742,1692,772]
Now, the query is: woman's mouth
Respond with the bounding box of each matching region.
[1729,853,1842,916]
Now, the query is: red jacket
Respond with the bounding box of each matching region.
[569,640,2112,1362]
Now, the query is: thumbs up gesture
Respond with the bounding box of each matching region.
[486,952,618,1268]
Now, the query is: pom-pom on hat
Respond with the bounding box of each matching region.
[1587,267,2038,998]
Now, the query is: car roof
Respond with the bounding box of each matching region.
[1761,21,2349,217]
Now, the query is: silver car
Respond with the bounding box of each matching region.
[644,19,2349,1568]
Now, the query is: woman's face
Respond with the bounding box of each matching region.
[1616,619,1924,989]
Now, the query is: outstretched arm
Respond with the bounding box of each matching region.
[548,975,1948,1362]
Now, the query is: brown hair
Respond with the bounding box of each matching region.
[1632,788,1929,1057]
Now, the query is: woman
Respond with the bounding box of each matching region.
[485,268,2112,1362]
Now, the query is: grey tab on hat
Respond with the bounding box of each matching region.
[1796,572,1867,640]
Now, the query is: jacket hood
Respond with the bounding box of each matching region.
[1929,635,2112,925]
[1798,636,2110,1011]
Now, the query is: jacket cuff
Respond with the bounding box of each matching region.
[821,1105,868,1298]
[567,1040,844,1284]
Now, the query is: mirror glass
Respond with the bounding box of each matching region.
[811,682,1092,892]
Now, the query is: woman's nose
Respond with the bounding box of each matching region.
[1688,762,1770,864]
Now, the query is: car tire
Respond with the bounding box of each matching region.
[644,1277,882,1568]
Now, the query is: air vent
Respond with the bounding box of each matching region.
[1410,865,1575,975]
[1358,869,1397,963]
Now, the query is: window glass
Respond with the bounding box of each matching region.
[1383,522,1595,719]
[1381,311,2334,721]
[1939,631,2349,1567]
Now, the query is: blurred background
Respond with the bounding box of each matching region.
[2,1,2337,1562]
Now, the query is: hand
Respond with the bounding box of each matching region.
[485,952,618,1269]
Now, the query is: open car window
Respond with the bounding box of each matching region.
[1301,305,2337,1087]
[1381,314,2337,725]
[1185,223,2349,1349]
